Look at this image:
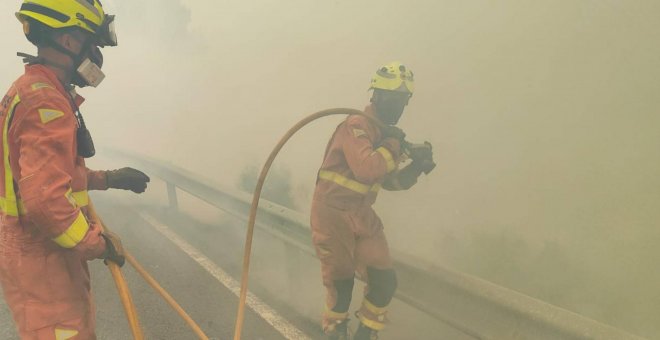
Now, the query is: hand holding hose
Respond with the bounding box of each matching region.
[405,141,436,174]
[101,231,126,267]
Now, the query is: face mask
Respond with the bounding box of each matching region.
[373,90,410,125]
[76,58,105,88]
[375,102,406,125]
[72,43,105,87]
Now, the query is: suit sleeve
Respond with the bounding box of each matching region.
[11,91,105,260]
[87,168,108,190]
[341,115,400,183]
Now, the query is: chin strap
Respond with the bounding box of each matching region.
[17,52,42,65]
[17,52,72,74]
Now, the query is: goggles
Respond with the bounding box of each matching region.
[97,14,117,47]
[77,13,117,47]
[80,14,117,47]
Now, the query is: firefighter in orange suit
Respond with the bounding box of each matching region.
[0,1,150,339]
[311,62,436,339]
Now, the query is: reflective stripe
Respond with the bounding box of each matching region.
[357,314,387,331]
[38,108,64,124]
[357,299,388,331]
[31,82,54,91]
[52,212,89,248]
[55,328,79,340]
[318,170,380,195]
[72,191,89,207]
[1,93,21,216]
[14,191,89,215]
[363,298,387,314]
[375,146,396,173]
[64,188,76,207]
[324,307,349,320]
[0,197,20,216]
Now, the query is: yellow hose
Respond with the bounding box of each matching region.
[88,201,145,340]
[89,201,211,340]
[125,252,210,340]
[233,108,365,340]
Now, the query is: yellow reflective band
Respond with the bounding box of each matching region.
[0,197,20,216]
[55,328,79,340]
[1,93,21,216]
[356,299,388,331]
[38,108,64,124]
[64,188,76,207]
[72,191,89,207]
[52,212,89,249]
[375,147,396,173]
[363,298,388,314]
[324,307,349,320]
[318,170,380,195]
[357,314,387,331]
[31,82,54,91]
[13,191,88,216]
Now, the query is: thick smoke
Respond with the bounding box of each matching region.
[0,1,658,337]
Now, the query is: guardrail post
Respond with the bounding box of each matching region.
[167,182,179,210]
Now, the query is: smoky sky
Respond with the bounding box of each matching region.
[1,1,659,337]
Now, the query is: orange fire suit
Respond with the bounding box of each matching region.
[0,64,109,339]
[311,105,411,333]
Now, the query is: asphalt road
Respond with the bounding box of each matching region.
[0,191,474,340]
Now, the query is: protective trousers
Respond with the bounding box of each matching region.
[0,243,97,340]
[311,199,396,333]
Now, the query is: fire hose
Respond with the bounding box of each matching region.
[88,201,210,340]
[233,108,434,339]
[80,108,429,340]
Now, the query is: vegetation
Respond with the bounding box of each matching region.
[238,163,297,210]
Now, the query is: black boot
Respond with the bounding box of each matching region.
[353,323,378,340]
[327,319,349,340]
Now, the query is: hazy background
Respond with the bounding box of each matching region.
[1,1,659,337]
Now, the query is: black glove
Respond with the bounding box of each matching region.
[412,158,437,175]
[407,141,433,161]
[406,142,436,174]
[106,167,150,193]
[381,125,406,142]
[101,231,125,267]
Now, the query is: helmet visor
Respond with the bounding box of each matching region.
[97,14,117,47]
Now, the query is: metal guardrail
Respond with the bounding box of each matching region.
[106,149,646,340]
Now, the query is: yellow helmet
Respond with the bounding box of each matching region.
[16,0,117,47]
[369,61,414,94]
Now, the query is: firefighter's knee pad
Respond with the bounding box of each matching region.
[332,277,355,312]
[365,267,397,307]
